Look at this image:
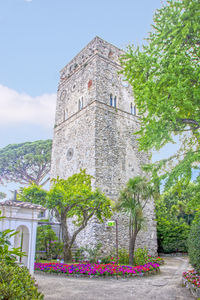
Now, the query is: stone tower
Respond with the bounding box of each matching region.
[51,36,157,255]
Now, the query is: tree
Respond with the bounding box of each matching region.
[19,170,113,262]
[121,0,200,189]
[36,223,63,260]
[0,140,52,186]
[155,178,200,253]
[116,176,154,265]
[160,181,200,225]
[185,176,200,219]
[19,184,47,206]
[155,197,190,253]
[188,218,200,272]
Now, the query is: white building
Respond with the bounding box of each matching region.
[0,200,45,274]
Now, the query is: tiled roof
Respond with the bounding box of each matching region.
[0,200,45,211]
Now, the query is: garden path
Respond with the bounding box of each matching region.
[34,256,194,300]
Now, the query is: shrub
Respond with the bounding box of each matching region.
[118,248,129,265]
[36,223,63,260]
[157,217,190,253]
[83,243,102,263]
[0,261,43,299]
[188,218,200,272]
[134,247,149,265]
[74,247,85,262]
[100,253,115,264]
[100,248,129,265]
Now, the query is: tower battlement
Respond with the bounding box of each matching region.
[59,36,123,84]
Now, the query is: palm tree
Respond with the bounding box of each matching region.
[117,176,154,265]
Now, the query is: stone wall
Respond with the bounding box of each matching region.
[51,36,157,256]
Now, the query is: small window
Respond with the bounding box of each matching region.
[64,109,68,120]
[38,211,45,218]
[110,94,113,106]
[114,96,117,108]
[130,103,133,114]
[67,148,74,161]
[72,84,76,92]
[79,97,84,110]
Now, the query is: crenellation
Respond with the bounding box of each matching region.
[59,36,123,85]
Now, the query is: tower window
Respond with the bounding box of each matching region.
[131,103,136,115]
[110,94,117,108]
[110,94,113,106]
[79,97,84,110]
[64,109,68,120]
[114,96,117,108]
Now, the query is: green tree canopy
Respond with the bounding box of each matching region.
[187,217,200,272]
[19,170,113,262]
[121,0,200,188]
[155,181,199,253]
[155,176,200,253]
[0,140,52,186]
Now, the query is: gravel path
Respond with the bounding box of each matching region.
[34,256,194,300]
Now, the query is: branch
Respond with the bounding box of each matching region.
[142,197,149,209]
[69,209,95,248]
[40,176,50,186]
[53,208,61,222]
[64,203,77,215]
[177,118,200,130]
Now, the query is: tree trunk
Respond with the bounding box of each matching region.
[60,214,72,262]
[129,217,138,265]
[63,245,72,262]
[129,232,137,265]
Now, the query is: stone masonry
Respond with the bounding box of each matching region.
[51,36,157,255]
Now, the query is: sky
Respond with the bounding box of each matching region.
[1,0,180,197]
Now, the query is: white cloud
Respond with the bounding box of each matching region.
[0,84,56,128]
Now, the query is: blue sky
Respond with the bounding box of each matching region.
[0,0,169,148]
[1,0,181,196]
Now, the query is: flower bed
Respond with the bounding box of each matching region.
[146,256,164,265]
[34,262,160,277]
[182,270,200,298]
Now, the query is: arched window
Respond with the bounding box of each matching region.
[64,109,68,120]
[130,103,133,114]
[110,94,113,106]
[114,96,117,108]
[78,97,84,110]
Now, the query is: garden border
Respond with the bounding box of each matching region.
[34,268,159,279]
[182,273,200,298]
